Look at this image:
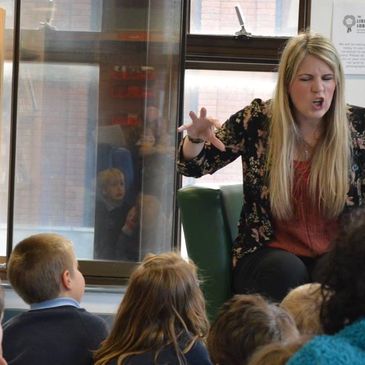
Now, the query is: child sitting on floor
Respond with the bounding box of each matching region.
[280,283,323,336]
[94,252,212,365]
[207,294,299,365]
[3,233,108,365]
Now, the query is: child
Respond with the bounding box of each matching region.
[280,283,323,335]
[288,209,365,364]
[94,167,138,260]
[3,233,108,365]
[94,252,212,365]
[247,337,309,365]
[207,294,299,365]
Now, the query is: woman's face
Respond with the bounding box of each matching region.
[288,54,336,127]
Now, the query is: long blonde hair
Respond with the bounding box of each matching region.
[94,252,209,365]
[268,32,350,220]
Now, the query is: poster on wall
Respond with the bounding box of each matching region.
[332,0,365,75]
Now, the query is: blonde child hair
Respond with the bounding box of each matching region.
[94,252,209,365]
[247,336,309,365]
[97,168,124,190]
[280,283,323,335]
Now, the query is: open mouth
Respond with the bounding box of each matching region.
[313,98,324,107]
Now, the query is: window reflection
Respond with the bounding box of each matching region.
[13,63,98,258]
[0,0,182,265]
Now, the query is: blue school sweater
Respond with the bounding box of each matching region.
[107,339,213,365]
[3,305,108,365]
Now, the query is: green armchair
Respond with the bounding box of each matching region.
[177,184,243,320]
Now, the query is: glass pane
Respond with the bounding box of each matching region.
[182,69,277,186]
[0,3,14,256]
[20,0,102,32]
[8,0,183,263]
[190,0,300,36]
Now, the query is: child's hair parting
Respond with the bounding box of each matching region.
[7,233,75,304]
[94,251,209,365]
[207,294,299,365]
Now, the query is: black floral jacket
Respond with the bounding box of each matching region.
[177,98,365,264]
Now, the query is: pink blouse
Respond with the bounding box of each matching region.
[269,160,338,257]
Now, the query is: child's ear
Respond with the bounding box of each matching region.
[61,269,72,290]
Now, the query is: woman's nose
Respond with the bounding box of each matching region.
[311,78,324,93]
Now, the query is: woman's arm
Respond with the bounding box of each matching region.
[178,107,226,161]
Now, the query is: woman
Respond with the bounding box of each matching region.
[177,31,365,301]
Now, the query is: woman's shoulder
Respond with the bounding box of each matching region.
[241,98,271,116]
[347,104,365,131]
[224,98,271,133]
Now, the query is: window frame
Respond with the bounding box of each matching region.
[185,0,311,72]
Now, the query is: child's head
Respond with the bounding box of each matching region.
[8,233,85,304]
[97,168,125,205]
[320,208,365,334]
[207,294,299,365]
[94,252,209,365]
[280,283,323,335]
[247,336,309,365]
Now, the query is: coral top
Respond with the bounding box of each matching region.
[269,160,338,257]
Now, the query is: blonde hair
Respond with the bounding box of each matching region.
[94,252,209,365]
[268,31,350,219]
[280,283,323,335]
[207,294,299,365]
[97,168,124,191]
[8,233,74,304]
[247,336,309,365]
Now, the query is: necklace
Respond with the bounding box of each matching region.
[298,137,315,160]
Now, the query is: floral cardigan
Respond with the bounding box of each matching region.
[177,98,365,265]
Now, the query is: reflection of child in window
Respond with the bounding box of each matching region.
[116,204,140,261]
[94,168,138,260]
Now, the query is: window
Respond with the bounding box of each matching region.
[0,0,185,283]
[190,0,300,36]
[181,0,311,187]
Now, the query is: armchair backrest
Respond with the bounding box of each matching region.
[177,184,243,320]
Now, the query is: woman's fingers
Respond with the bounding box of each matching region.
[189,110,199,122]
[210,118,222,129]
[177,124,190,133]
[210,136,226,151]
[199,107,207,119]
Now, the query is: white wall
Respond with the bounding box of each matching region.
[311,0,365,106]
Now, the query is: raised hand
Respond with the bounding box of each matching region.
[178,107,226,151]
